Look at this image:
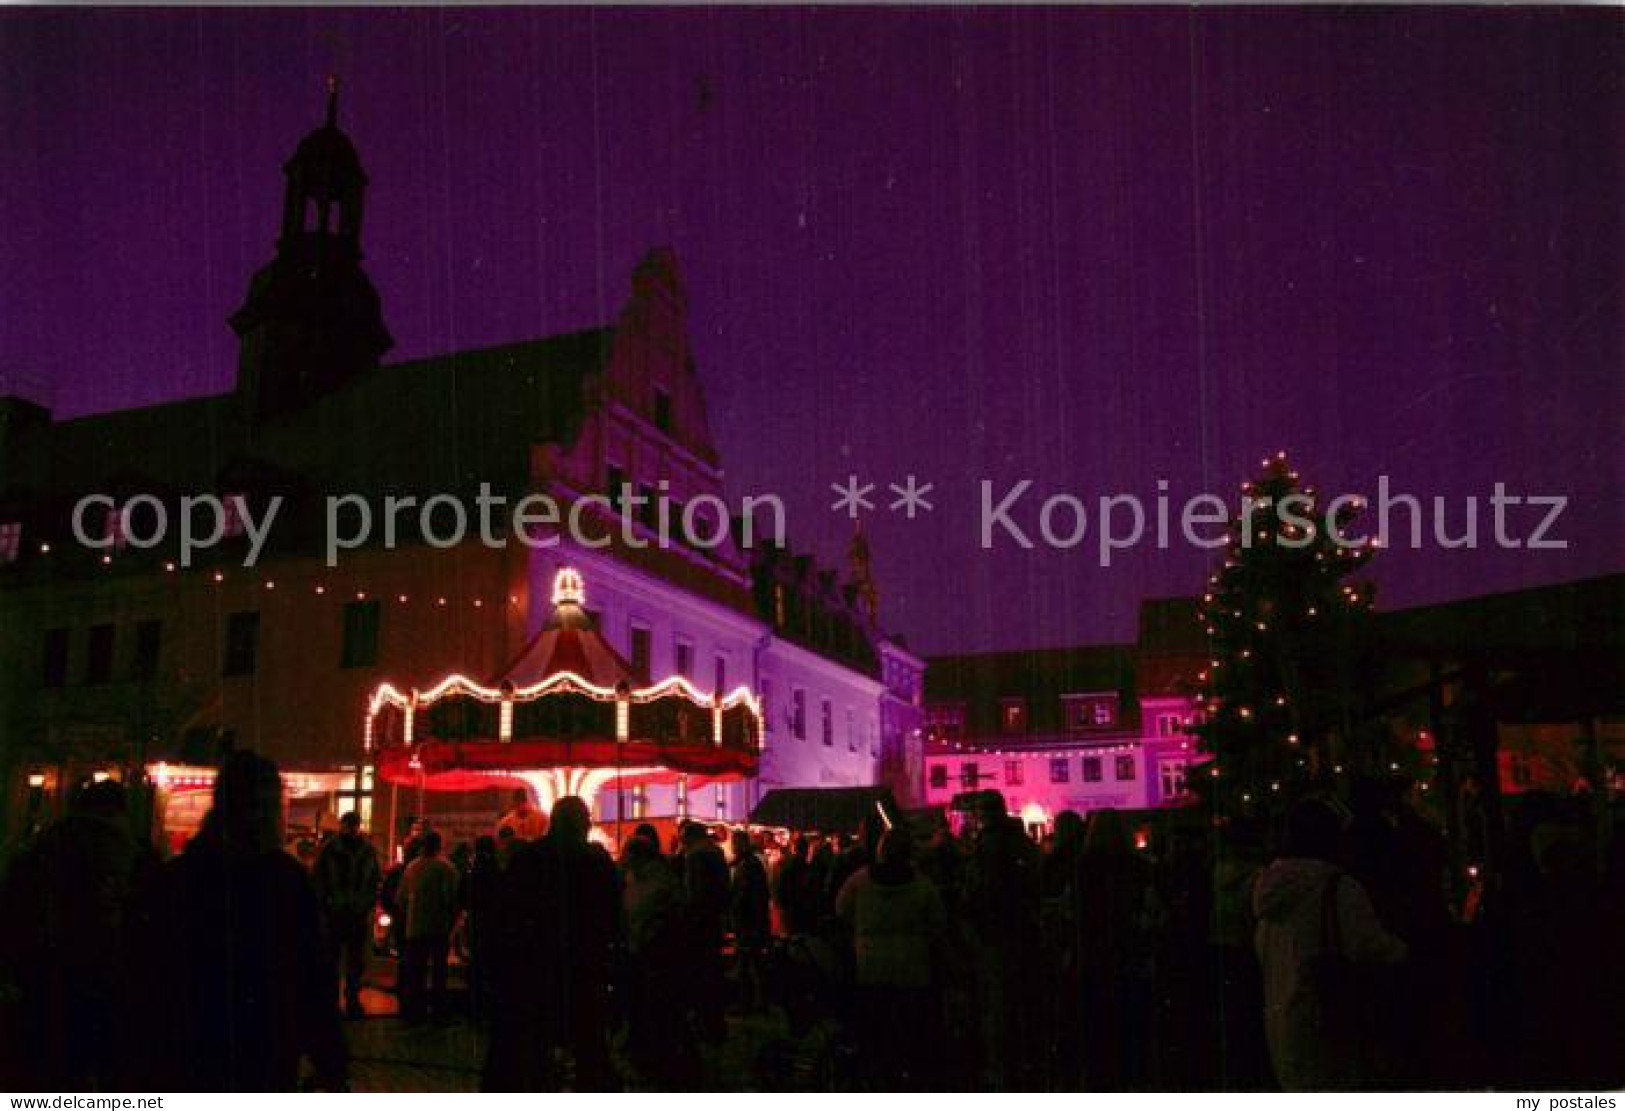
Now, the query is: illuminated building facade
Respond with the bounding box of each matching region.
[0,91,908,846]
[920,599,1209,826]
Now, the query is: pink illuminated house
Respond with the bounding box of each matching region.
[921,600,1208,827]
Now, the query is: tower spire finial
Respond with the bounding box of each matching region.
[325,73,340,128]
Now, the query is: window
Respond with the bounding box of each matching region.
[341,600,381,668]
[791,689,807,740]
[1000,698,1028,734]
[713,654,727,695]
[221,493,246,539]
[102,502,128,551]
[1004,760,1024,786]
[631,784,648,819]
[960,762,981,789]
[760,679,773,733]
[773,584,787,627]
[714,783,727,818]
[821,699,834,747]
[42,628,69,688]
[653,388,672,433]
[926,703,966,741]
[629,625,652,681]
[1159,759,1189,799]
[84,624,114,685]
[1064,694,1118,731]
[223,611,260,677]
[1082,756,1103,783]
[606,464,627,514]
[131,620,162,681]
[1157,712,1186,737]
[674,639,694,679]
[1115,755,1137,781]
[1049,757,1071,784]
[870,720,880,758]
[0,521,20,563]
[929,764,948,790]
[846,707,857,751]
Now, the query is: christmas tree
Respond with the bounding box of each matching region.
[1192,452,1378,815]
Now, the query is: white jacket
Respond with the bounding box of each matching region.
[1253,857,1406,1090]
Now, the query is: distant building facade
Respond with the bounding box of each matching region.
[921,600,1207,825]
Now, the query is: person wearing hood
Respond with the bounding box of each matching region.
[1253,796,1407,1091]
[836,825,946,1089]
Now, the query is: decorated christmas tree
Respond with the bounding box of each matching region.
[1192,451,1378,815]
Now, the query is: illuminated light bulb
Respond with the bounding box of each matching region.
[264,581,275,590]
[213,571,224,583]
[39,542,51,553]
[164,561,176,572]
[398,594,408,604]
[1275,696,1286,706]
[101,555,112,566]
[551,566,586,606]
[1288,733,1300,744]
[437,597,447,607]
[473,599,484,608]
[315,585,326,595]
[356,591,367,601]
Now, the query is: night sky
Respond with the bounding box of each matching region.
[1,7,1619,654]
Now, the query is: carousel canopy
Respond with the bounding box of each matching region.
[366,567,761,790]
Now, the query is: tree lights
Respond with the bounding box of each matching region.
[1191,451,1377,815]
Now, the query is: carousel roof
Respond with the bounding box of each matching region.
[365,566,762,790]
[494,566,636,689]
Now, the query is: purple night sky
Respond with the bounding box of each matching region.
[1,7,1619,654]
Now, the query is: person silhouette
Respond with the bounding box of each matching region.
[129,751,347,1091]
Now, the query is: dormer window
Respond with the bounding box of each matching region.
[925,702,966,741]
[103,504,128,551]
[0,521,20,564]
[1064,693,1119,732]
[1000,698,1028,734]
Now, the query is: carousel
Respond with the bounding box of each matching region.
[363,567,763,838]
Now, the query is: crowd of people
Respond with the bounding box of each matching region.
[1,751,1621,1092]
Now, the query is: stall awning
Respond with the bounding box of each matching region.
[749,787,899,836]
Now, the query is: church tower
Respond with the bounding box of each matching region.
[231,77,392,419]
